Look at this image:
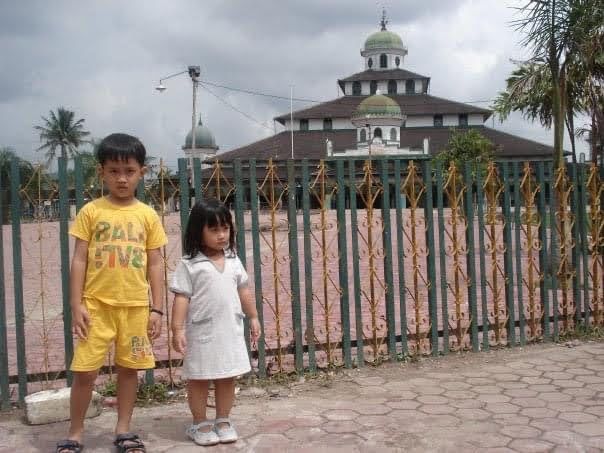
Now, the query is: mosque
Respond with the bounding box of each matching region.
[182,12,553,162]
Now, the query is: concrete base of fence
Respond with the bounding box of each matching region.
[24,388,103,425]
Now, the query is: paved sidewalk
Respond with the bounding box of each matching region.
[2,341,604,452]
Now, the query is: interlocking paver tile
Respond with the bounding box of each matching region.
[559,412,599,423]
[486,402,521,414]
[508,438,554,452]
[323,409,358,421]
[385,399,420,410]
[456,408,490,420]
[530,417,573,431]
[440,381,472,390]
[284,426,326,442]
[576,374,604,384]
[493,413,531,425]
[477,393,511,403]
[417,395,448,404]
[540,391,573,402]
[500,424,542,438]
[573,422,604,436]
[548,402,587,412]
[520,407,559,418]
[418,404,456,415]
[511,397,547,408]
[471,433,512,448]
[444,389,478,399]
[503,388,538,398]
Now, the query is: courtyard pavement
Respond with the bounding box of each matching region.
[1,340,604,452]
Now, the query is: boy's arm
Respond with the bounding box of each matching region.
[239,285,261,341]
[70,238,89,339]
[147,247,164,340]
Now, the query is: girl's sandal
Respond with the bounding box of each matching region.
[113,433,146,453]
[55,440,84,452]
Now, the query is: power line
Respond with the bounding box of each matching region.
[201,79,497,108]
[199,82,273,131]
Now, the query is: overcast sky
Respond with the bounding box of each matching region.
[0,0,589,171]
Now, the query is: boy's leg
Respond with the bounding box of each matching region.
[188,380,211,429]
[214,377,236,428]
[65,370,98,443]
[115,365,139,435]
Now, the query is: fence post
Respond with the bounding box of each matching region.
[287,160,304,372]
[0,172,9,409]
[501,162,516,346]
[58,157,74,385]
[178,158,190,251]
[336,159,352,368]
[463,163,479,352]
[422,160,439,356]
[512,162,526,346]
[10,159,26,402]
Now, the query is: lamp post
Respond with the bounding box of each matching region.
[155,65,201,168]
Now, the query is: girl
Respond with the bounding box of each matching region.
[170,198,261,446]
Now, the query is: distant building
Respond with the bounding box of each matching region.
[219,11,553,162]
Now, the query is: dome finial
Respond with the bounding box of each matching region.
[198,115,203,126]
[380,7,388,31]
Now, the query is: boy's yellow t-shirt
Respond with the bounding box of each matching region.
[69,197,168,307]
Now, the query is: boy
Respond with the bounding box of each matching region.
[56,133,167,453]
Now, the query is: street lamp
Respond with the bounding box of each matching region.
[155,65,201,161]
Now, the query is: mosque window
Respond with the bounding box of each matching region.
[390,128,397,141]
[380,54,388,68]
[360,129,366,142]
[300,119,309,131]
[352,81,361,96]
[405,79,415,94]
[374,127,383,138]
[388,80,397,94]
[395,56,400,67]
[368,58,373,68]
[370,80,378,95]
[459,114,468,127]
[433,115,443,127]
[323,118,333,131]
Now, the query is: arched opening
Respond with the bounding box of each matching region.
[405,79,415,94]
[374,127,383,138]
[352,81,361,96]
[380,54,388,68]
[360,129,366,142]
[323,118,332,131]
[390,128,397,141]
[395,56,400,67]
[368,58,373,68]
[388,80,397,94]
[370,80,377,95]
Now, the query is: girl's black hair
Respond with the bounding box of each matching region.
[184,198,236,258]
[96,133,146,166]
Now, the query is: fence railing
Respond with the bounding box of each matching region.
[1,155,602,408]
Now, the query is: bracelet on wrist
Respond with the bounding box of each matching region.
[150,308,164,316]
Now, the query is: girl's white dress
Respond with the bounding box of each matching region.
[170,250,251,380]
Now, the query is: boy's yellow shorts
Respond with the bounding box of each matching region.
[70,298,155,372]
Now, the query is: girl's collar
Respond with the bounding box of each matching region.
[187,249,236,263]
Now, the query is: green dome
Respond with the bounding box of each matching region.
[184,119,217,149]
[354,94,402,117]
[364,30,404,51]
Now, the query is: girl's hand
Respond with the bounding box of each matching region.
[249,317,261,342]
[72,305,90,340]
[172,330,187,354]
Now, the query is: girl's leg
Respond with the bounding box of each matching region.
[188,379,211,430]
[214,377,236,428]
[67,370,98,441]
[115,365,139,435]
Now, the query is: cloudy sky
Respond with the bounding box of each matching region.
[0,0,589,171]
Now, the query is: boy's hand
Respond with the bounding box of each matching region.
[148,312,162,340]
[249,317,261,342]
[72,306,90,340]
[172,330,187,354]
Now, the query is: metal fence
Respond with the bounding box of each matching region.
[1,155,602,408]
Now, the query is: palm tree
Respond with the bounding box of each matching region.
[511,0,602,169]
[493,59,588,163]
[34,107,90,166]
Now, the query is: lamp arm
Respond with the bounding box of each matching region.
[158,69,189,84]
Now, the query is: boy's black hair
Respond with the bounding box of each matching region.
[184,198,236,258]
[96,133,146,166]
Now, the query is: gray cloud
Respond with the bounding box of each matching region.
[0,0,588,170]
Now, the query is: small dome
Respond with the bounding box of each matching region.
[364,30,404,51]
[354,94,402,117]
[183,119,217,149]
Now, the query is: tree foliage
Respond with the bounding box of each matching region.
[434,128,495,174]
[34,107,90,165]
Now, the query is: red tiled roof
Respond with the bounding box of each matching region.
[274,94,492,124]
[338,68,430,83]
[218,126,554,161]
